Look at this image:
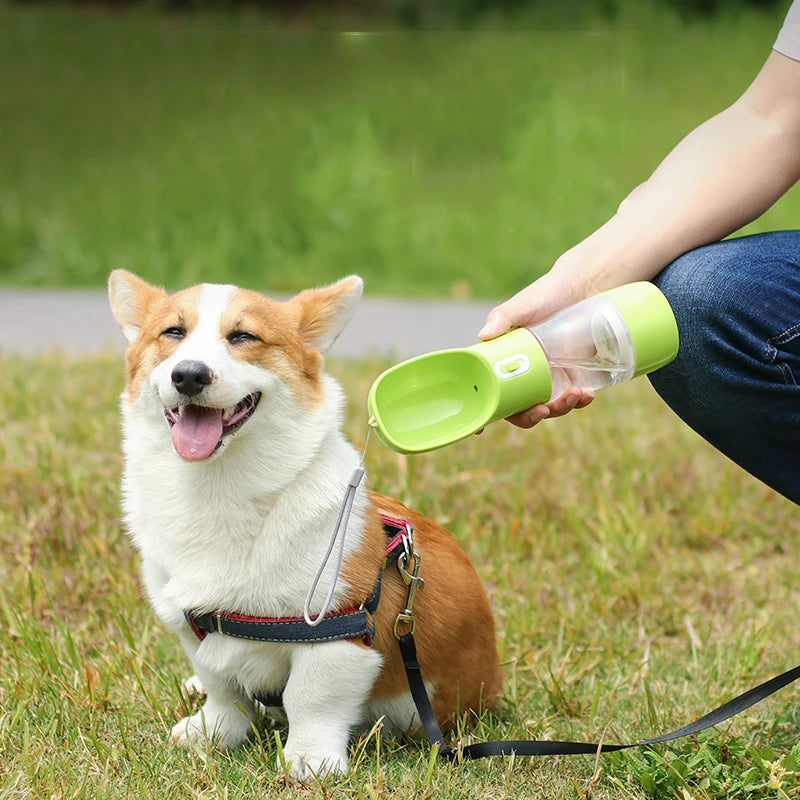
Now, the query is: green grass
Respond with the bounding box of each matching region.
[2,1,799,297]
[2,352,799,799]
[3,3,800,796]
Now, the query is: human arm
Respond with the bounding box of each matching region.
[480,49,800,428]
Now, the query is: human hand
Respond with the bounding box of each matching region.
[477,270,596,428]
[503,386,595,428]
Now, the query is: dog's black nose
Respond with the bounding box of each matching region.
[171,360,212,397]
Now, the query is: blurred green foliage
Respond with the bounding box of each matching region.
[1,0,797,296]
[12,0,784,26]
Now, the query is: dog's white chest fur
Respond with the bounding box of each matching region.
[120,370,366,619]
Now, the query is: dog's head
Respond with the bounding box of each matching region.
[108,270,362,461]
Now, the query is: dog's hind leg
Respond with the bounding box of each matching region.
[280,640,382,781]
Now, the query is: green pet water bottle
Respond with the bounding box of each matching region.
[367,282,679,454]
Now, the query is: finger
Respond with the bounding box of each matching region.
[546,393,582,418]
[505,404,551,429]
[546,389,596,418]
[574,392,595,410]
[504,389,594,429]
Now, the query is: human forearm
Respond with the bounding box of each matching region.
[481,51,800,336]
[565,77,800,293]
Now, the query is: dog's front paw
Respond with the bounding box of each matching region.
[170,713,207,748]
[281,744,348,781]
[170,708,251,750]
[182,674,206,698]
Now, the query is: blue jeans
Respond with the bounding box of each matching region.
[649,231,800,505]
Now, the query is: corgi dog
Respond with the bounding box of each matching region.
[108,270,501,780]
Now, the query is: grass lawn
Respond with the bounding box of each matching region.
[1,352,799,799]
[2,3,800,797]
[1,1,800,298]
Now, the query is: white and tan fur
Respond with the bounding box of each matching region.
[108,270,501,780]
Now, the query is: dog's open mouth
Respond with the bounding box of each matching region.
[164,392,262,461]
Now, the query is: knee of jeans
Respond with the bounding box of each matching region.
[652,249,721,367]
[649,243,752,403]
[652,234,789,336]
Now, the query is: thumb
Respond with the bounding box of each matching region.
[478,274,573,341]
[478,290,535,340]
[477,306,511,340]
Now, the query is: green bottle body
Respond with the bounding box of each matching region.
[368,282,679,454]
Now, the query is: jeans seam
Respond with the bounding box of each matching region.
[779,362,797,386]
[766,324,800,386]
[768,321,800,347]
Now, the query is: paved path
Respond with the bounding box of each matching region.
[0,289,496,360]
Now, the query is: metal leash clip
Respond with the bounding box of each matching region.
[394,529,425,639]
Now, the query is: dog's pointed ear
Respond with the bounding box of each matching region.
[108,269,167,343]
[290,275,363,354]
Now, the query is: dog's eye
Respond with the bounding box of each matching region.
[161,326,186,340]
[227,330,260,345]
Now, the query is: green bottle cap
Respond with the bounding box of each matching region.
[602,282,679,377]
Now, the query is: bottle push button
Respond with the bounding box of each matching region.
[494,354,530,379]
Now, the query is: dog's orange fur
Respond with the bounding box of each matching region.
[340,494,502,724]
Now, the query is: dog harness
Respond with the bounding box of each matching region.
[184,513,415,649]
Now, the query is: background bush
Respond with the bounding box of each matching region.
[1,0,796,296]
[11,0,786,26]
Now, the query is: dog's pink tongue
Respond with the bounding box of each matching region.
[171,405,224,461]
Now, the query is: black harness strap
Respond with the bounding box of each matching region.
[185,597,378,646]
[399,630,800,760]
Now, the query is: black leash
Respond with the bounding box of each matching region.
[399,631,800,760]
